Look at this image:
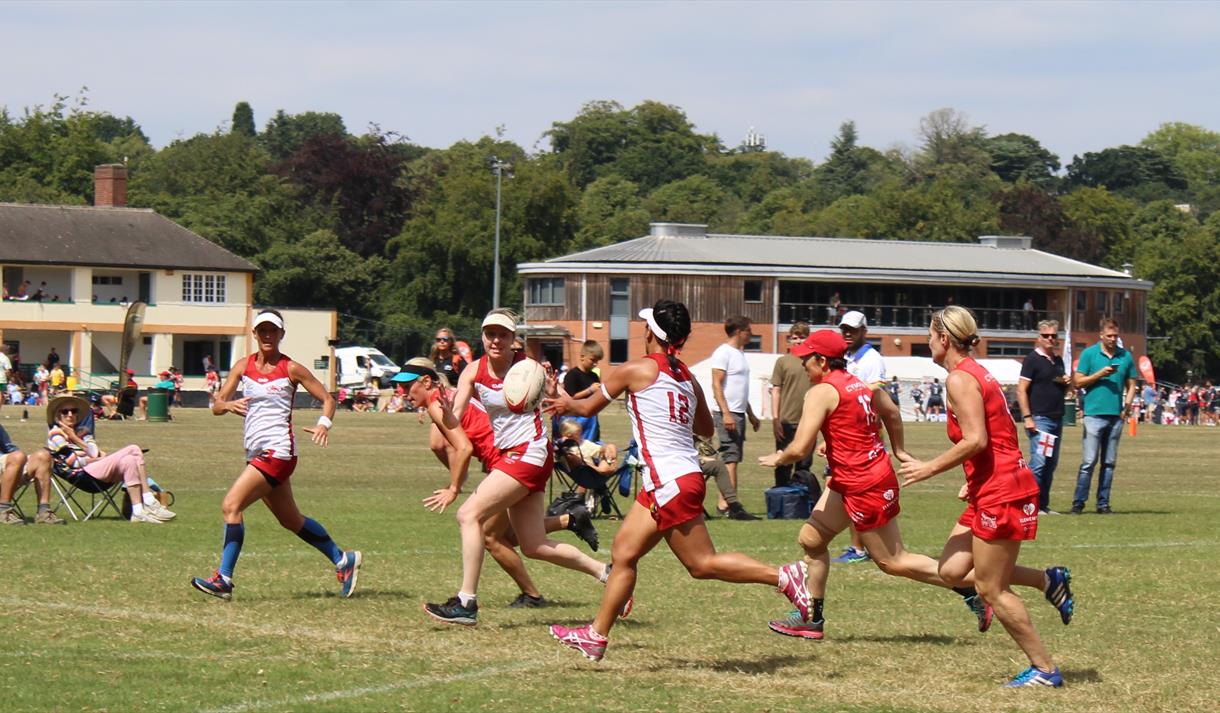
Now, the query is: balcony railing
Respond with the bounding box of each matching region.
[780,303,1064,332]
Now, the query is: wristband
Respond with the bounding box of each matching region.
[600,383,613,402]
[316,415,333,429]
[1021,414,1031,419]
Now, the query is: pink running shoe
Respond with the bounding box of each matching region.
[768,612,824,640]
[549,623,607,662]
[777,561,812,621]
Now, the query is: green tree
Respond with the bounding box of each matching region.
[810,195,892,238]
[984,133,1060,188]
[260,110,347,160]
[254,229,386,309]
[995,183,1101,262]
[572,175,650,250]
[231,101,256,137]
[1065,145,1187,200]
[644,174,740,230]
[546,100,631,188]
[914,108,991,178]
[1059,187,1136,267]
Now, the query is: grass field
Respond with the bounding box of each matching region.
[1,405,1216,712]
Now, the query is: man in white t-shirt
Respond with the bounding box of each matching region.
[833,310,889,564]
[0,346,11,399]
[709,316,760,514]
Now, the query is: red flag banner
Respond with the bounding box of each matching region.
[1138,355,1156,385]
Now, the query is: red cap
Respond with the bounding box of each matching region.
[159,371,170,377]
[126,368,135,375]
[791,329,847,359]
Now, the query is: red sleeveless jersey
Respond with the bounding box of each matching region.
[820,370,892,491]
[946,358,1039,507]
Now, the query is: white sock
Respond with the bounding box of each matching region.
[143,492,158,506]
[457,591,476,608]
[132,502,145,516]
[599,564,611,583]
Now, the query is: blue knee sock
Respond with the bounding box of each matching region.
[296,516,343,565]
[220,523,244,579]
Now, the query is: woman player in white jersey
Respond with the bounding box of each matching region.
[546,300,813,662]
[191,310,361,601]
[423,309,614,626]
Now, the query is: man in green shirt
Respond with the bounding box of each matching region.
[1071,318,1137,514]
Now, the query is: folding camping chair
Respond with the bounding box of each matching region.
[550,439,638,520]
[48,407,126,521]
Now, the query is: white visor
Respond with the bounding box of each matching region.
[638,308,667,342]
[253,312,285,330]
[481,312,517,333]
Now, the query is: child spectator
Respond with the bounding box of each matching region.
[561,341,605,441]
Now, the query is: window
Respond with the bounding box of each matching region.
[1096,291,1108,314]
[181,274,227,304]
[745,335,762,352]
[1114,291,1124,314]
[527,277,565,306]
[1075,291,1088,312]
[92,275,123,285]
[743,280,763,303]
[986,340,1030,358]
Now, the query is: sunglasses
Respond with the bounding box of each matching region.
[59,408,79,415]
[435,337,452,342]
[511,348,524,353]
[1039,334,1059,340]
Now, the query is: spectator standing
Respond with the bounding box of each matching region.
[430,328,467,385]
[911,382,926,421]
[1023,297,1036,330]
[45,347,60,371]
[0,346,10,397]
[562,341,604,441]
[1016,320,1070,515]
[202,353,214,375]
[926,378,946,420]
[34,363,49,404]
[770,322,815,490]
[832,310,887,564]
[709,316,760,514]
[1071,318,1137,514]
[48,363,65,396]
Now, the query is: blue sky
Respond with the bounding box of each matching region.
[4,0,1217,164]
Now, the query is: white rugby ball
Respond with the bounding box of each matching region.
[502,358,547,414]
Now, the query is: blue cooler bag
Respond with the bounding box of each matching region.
[765,484,813,519]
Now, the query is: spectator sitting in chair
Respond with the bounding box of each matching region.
[558,418,617,476]
[0,423,65,525]
[137,371,177,420]
[101,369,138,418]
[45,395,176,524]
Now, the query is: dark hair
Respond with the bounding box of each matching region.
[724,315,751,337]
[651,299,692,373]
[802,353,846,371]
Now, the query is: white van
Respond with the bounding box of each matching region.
[334,346,400,389]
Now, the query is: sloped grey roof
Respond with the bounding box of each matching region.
[0,203,258,272]
[520,232,1147,289]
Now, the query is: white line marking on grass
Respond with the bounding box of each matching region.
[199,661,543,713]
[1063,540,1219,550]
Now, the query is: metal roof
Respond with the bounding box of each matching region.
[519,226,1149,290]
[0,203,259,273]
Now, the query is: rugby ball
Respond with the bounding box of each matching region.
[503,358,547,414]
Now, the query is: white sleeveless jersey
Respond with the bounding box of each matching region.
[472,354,545,450]
[240,354,296,461]
[628,353,702,491]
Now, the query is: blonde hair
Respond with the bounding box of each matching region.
[931,305,980,353]
[404,356,450,389]
[558,419,583,439]
[429,327,456,362]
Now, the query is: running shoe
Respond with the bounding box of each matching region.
[549,623,607,662]
[830,546,870,564]
[146,500,176,521]
[965,594,994,632]
[191,571,234,601]
[777,561,812,621]
[566,506,599,551]
[1004,666,1063,688]
[1044,566,1073,625]
[0,509,26,525]
[768,611,824,640]
[508,592,547,609]
[424,596,478,626]
[336,551,362,598]
[130,510,163,524]
[34,509,66,525]
[726,503,761,521]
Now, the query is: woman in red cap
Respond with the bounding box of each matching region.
[759,329,993,641]
[546,299,812,662]
[899,306,1073,688]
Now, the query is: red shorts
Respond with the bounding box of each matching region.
[958,496,1039,541]
[461,409,497,472]
[250,450,297,486]
[488,438,552,493]
[829,471,901,532]
[635,472,705,531]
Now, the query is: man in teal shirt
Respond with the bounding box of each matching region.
[1071,318,1137,514]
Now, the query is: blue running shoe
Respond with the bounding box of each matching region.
[964,594,993,632]
[336,550,362,598]
[1004,666,1063,688]
[1044,566,1073,625]
[191,571,234,601]
[831,546,870,564]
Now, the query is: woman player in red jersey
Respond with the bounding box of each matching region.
[396,357,600,609]
[758,330,993,640]
[899,306,1074,688]
[423,310,612,626]
[545,300,812,662]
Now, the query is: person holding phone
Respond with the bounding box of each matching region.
[1070,318,1137,515]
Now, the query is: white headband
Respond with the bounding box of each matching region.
[253,312,284,330]
[638,308,667,342]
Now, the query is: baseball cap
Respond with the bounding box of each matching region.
[791,329,847,359]
[839,310,867,329]
[125,368,135,375]
[481,312,517,333]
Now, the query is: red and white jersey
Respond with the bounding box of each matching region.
[433,387,496,465]
[947,358,1039,508]
[627,353,702,492]
[472,354,545,450]
[821,370,892,491]
[240,353,296,461]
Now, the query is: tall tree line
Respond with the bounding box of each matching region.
[2,94,1217,380]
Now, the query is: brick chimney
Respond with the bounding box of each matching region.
[94,163,128,207]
